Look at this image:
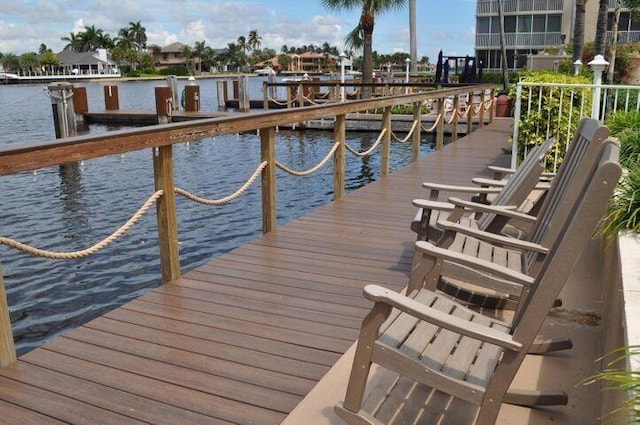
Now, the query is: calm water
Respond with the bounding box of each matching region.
[0,77,435,354]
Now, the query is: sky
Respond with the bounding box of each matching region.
[0,0,477,62]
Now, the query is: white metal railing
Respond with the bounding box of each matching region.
[476,32,563,47]
[477,0,563,14]
[511,81,640,168]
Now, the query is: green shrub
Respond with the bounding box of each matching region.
[158,66,191,76]
[510,72,592,169]
[606,110,640,137]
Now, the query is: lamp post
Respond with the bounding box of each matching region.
[588,54,609,121]
[573,59,582,75]
[340,52,346,102]
[405,57,411,94]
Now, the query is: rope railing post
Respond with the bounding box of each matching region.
[452,95,460,142]
[261,126,277,233]
[412,101,422,161]
[467,90,474,136]
[298,83,305,109]
[153,146,181,283]
[333,114,346,199]
[479,89,485,128]
[0,264,16,367]
[381,106,392,176]
[436,98,445,150]
[263,81,269,110]
[489,88,495,123]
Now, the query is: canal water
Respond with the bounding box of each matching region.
[0,77,436,355]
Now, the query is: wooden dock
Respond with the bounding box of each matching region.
[0,118,604,424]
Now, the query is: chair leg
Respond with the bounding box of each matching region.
[528,337,573,354]
[341,303,392,415]
[334,403,384,425]
[503,389,569,407]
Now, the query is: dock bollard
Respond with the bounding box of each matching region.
[104,85,120,110]
[155,86,173,124]
[184,80,200,112]
[48,82,76,138]
[72,86,88,123]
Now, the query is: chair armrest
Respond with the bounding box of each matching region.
[448,197,537,224]
[415,241,535,288]
[422,182,503,196]
[436,219,549,254]
[412,199,455,211]
[364,285,522,351]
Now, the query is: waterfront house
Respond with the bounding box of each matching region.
[150,42,201,72]
[253,52,339,74]
[54,49,119,75]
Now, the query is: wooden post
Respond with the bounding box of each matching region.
[184,84,200,112]
[72,86,88,116]
[48,82,76,139]
[381,106,392,176]
[263,81,269,110]
[412,101,422,162]
[452,95,460,142]
[489,88,495,123]
[436,98,445,150]
[467,90,474,136]
[103,85,119,110]
[232,79,239,101]
[261,127,277,233]
[478,89,485,128]
[0,265,16,367]
[333,114,346,200]
[216,80,227,110]
[155,86,173,124]
[238,76,250,112]
[298,83,305,108]
[153,146,181,283]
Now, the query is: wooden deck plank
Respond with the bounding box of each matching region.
[0,119,514,423]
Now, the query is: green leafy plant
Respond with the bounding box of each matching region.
[510,72,592,170]
[607,110,640,139]
[582,346,640,424]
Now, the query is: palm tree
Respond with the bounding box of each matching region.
[322,0,407,98]
[237,36,248,54]
[61,32,82,52]
[572,0,586,62]
[607,0,640,83]
[128,21,147,52]
[595,0,609,55]
[248,29,262,52]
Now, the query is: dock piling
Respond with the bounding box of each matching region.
[184,84,200,112]
[103,85,120,110]
[48,82,76,139]
[155,86,173,124]
[72,86,88,123]
[0,265,16,367]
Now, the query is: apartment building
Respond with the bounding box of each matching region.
[475,0,640,71]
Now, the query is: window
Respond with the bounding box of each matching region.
[547,14,561,32]
[491,16,502,33]
[477,17,491,33]
[533,15,546,32]
[504,16,517,32]
[518,15,532,32]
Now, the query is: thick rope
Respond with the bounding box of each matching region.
[276,142,340,176]
[445,108,457,124]
[345,128,387,157]
[0,190,164,259]
[421,114,441,132]
[266,96,297,106]
[391,119,419,143]
[175,161,268,205]
[484,97,494,110]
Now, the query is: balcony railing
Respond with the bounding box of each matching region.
[477,0,563,14]
[475,32,563,48]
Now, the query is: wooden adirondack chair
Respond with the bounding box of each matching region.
[411,136,556,243]
[415,118,612,310]
[335,143,621,425]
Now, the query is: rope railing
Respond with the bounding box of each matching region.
[0,190,164,259]
[265,96,298,107]
[345,128,387,157]
[421,113,442,132]
[276,142,340,176]
[175,161,268,205]
[390,119,419,143]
